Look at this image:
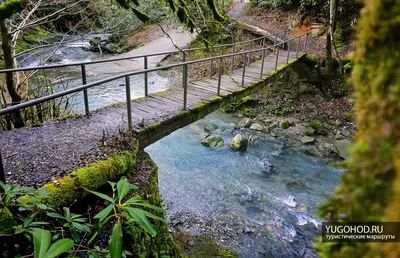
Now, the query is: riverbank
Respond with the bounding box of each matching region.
[221,55,355,159]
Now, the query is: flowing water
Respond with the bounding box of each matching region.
[20,28,195,112]
[145,111,343,258]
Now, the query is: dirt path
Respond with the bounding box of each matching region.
[229,0,326,56]
[230,1,287,37]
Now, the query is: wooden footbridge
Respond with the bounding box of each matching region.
[0,31,310,185]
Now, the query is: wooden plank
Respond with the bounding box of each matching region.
[137,100,172,112]
[202,78,241,91]
[191,84,231,96]
[189,85,218,96]
[190,81,233,95]
[148,95,182,108]
[150,95,180,105]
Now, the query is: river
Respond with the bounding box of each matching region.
[145,111,343,258]
[20,28,195,112]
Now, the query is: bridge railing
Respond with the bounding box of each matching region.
[0,31,310,126]
[0,29,292,117]
[0,31,310,183]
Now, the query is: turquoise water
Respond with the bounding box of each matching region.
[145,111,343,257]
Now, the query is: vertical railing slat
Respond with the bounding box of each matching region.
[260,37,266,79]
[0,152,5,184]
[144,56,148,97]
[218,57,222,95]
[242,53,246,87]
[296,35,301,58]
[81,64,89,117]
[210,47,214,79]
[125,76,132,131]
[275,46,280,70]
[286,39,292,63]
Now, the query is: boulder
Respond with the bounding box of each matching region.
[249,123,264,131]
[238,118,252,128]
[231,134,249,151]
[204,122,218,132]
[335,139,352,159]
[201,134,225,148]
[300,136,315,144]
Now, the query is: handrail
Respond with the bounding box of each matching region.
[0,34,269,74]
[0,32,310,117]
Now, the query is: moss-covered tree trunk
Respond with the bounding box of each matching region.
[317,0,400,257]
[0,19,24,128]
[0,0,27,128]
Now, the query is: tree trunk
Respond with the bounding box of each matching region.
[0,19,24,128]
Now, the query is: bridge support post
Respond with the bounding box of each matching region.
[231,45,235,73]
[0,151,5,184]
[296,36,301,58]
[275,46,280,70]
[218,57,222,96]
[210,47,214,79]
[183,58,188,110]
[304,32,309,52]
[144,56,148,97]
[282,31,287,49]
[260,38,266,79]
[274,33,278,54]
[286,39,292,63]
[125,76,132,131]
[241,53,246,87]
[81,64,89,118]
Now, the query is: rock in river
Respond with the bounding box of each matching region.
[249,123,264,131]
[335,139,352,159]
[300,136,315,144]
[231,134,249,151]
[238,118,252,128]
[201,134,225,148]
[204,122,218,132]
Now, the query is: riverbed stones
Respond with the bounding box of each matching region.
[249,123,264,131]
[201,134,225,148]
[228,123,238,129]
[300,136,315,144]
[335,132,344,140]
[238,118,252,128]
[281,120,290,129]
[335,139,352,159]
[204,122,218,132]
[305,126,315,136]
[341,129,351,137]
[231,134,249,151]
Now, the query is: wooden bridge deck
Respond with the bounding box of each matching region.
[132,50,297,120]
[0,50,300,187]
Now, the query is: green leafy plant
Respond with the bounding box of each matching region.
[32,228,73,258]
[0,181,35,208]
[47,207,91,242]
[85,176,165,258]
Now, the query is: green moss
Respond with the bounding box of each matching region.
[0,207,15,234]
[37,145,139,208]
[281,120,290,129]
[127,152,184,257]
[190,236,237,257]
[133,96,148,102]
[310,120,323,130]
[145,122,161,130]
[0,0,24,20]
